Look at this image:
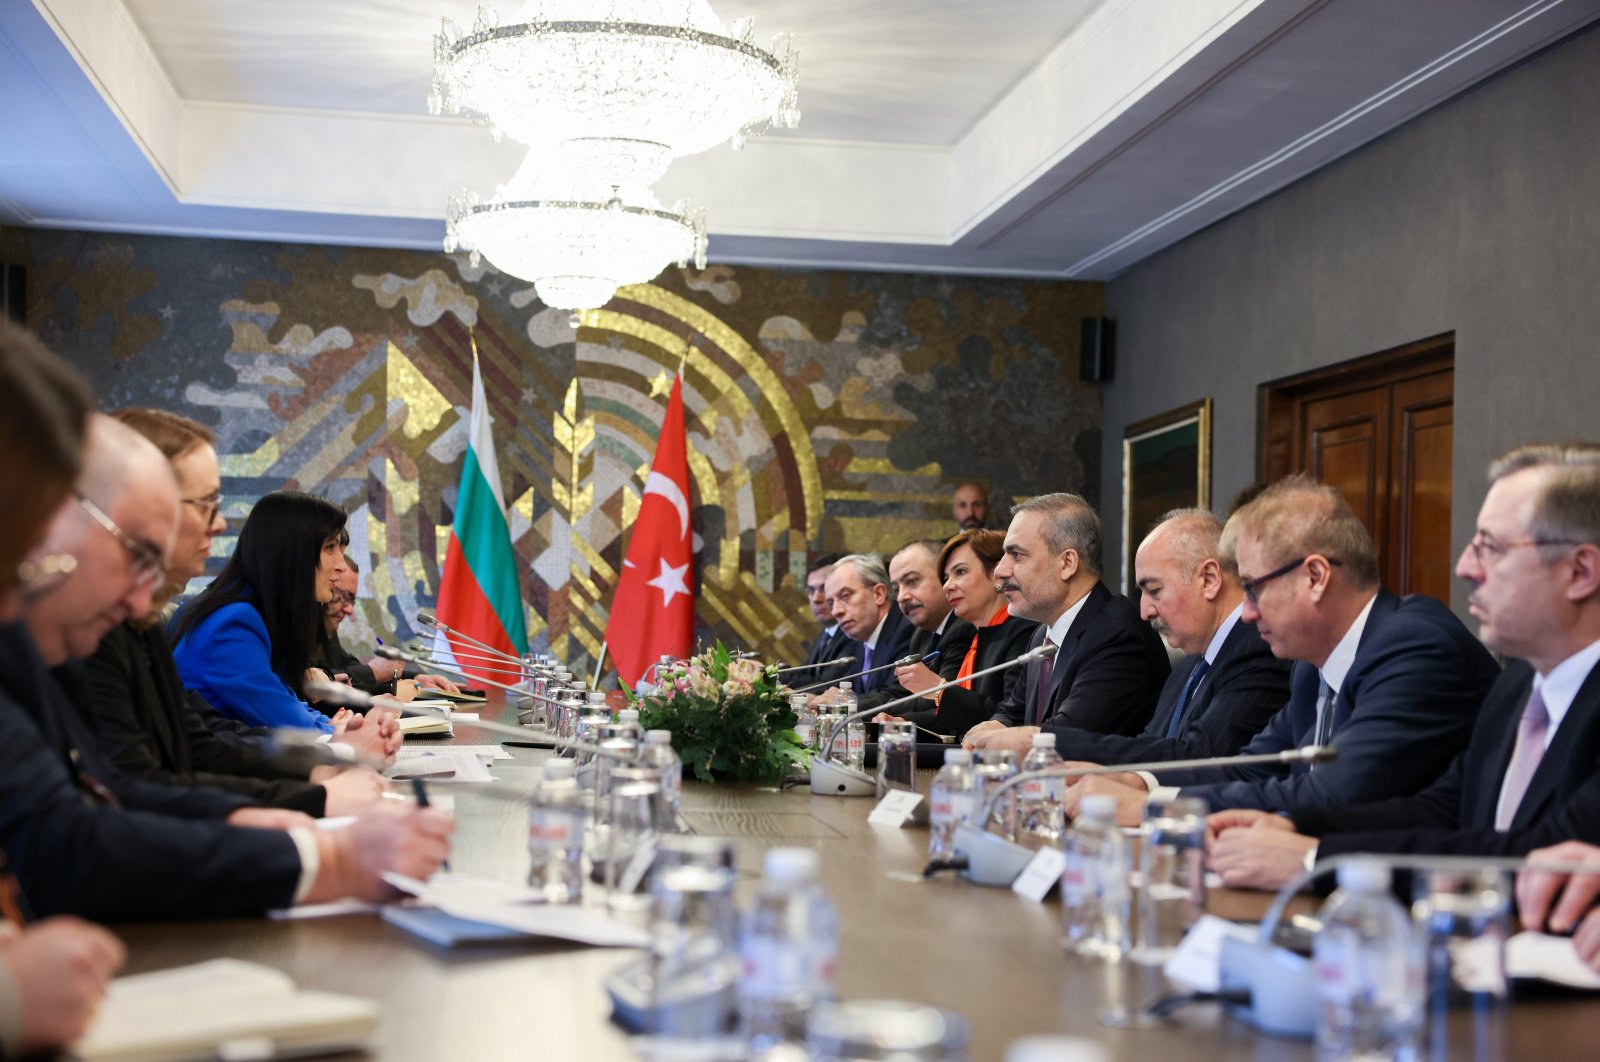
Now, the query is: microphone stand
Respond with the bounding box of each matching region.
[809,645,1054,797]
[416,611,525,665]
[773,655,858,677]
[946,746,1339,886]
[789,651,937,695]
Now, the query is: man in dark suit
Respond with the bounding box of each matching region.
[1054,508,1290,772]
[1212,444,1600,888]
[0,416,451,920]
[1069,475,1499,824]
[856,540,974,712]
[823,553,916,694]
[797,553,852,682]
[966,493,1170,752]
[313,557,459,697]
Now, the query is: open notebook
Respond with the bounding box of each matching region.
[72,959,378,1062]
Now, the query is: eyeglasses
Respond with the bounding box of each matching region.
[180,490,223,523]
[1240,556,1342,605]
[15,553,78,602]
[76,494,166,588]
[1465,532,1582,565]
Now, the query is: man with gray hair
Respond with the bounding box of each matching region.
[823,552,916,693]
[1069,474,1500,826]
[966,492,1170,752]
[1211,444,1600,888]
[1052,508,1289,766]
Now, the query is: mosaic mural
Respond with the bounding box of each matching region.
[2,229,1103,680]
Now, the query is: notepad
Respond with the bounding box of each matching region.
[397,713,453,737]
[71,959,378,1061]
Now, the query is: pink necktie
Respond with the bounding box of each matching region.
[1496,685,1550,830]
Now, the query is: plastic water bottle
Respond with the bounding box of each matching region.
[738,848,839,1052]
[639,729,683,823]
[527,759,585,903]
[832,683,859,766]
[790,692,817,750]
[927,748,978,861]
[1060,793,1129,960]
[1017,733,1065,844]
[1313,860,1423,1061]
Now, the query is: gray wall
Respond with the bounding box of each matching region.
[1101,25,1600,614]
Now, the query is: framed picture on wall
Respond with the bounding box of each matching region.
[1121,398,1213,597]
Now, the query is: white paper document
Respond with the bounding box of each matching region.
[387,746,494,783]
[382,872,649,948]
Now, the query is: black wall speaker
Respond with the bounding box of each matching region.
[1080,316,1114,383]
[1,264,24,325]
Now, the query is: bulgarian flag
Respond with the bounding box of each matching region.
[605,373,695,689]
[434,352,528,685]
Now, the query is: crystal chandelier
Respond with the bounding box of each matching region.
[431,1,800,186]
[445,151,708,313]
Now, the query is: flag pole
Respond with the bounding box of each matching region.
[592,641,609,689]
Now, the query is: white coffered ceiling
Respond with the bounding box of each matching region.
[3,0,1598,279]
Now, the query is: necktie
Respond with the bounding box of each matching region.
[1165,657,1211,739]
[1028,639,1057,726]
[1312,679,1337,749]
[1496,685,1551,830]
[858,643,874,692]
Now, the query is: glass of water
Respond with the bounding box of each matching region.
[1131,796,1206,965]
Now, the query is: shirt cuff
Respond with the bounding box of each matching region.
[1302,842,1319,873]
[1133,771,1160,793]
[1147,784,1181,804]
[288,827,321,904]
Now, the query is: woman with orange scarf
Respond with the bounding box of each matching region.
[879,529,1038,739]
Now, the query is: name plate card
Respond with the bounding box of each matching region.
[1011,847,1068,902]
[867,790,924,828]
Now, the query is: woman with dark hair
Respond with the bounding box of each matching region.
[85,409,389,810]
[878,529,1038,738]
[172,490,353,732]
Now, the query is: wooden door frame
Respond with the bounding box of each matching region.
[1257,332,1456,484]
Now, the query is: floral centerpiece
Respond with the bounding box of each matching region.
[633,642,811,784]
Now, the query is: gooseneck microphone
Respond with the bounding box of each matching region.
[789,650,942,695]
[415,611,524,665]
[376,646,529,697]
[773,655,858,677]
[808,644,1054,797]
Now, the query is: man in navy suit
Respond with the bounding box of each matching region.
[1053,508,1290,771]
[822,553,915,694]
[1212,444,1600,887]
[798,553,852,681]
[1068,475,1499,825]
[966,493,1170,751]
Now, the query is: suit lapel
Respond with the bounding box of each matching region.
[1148,654,1200,735]
[1047,583,1108,713]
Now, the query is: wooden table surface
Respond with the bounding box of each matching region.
[112,719,1600,1060]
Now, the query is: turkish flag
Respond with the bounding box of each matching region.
[606,374,695,689]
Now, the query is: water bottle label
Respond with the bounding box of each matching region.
[847,729,865,754]
[1061,859,1087,906]
[1019,777,1063,801]
[528,810,576,847]
[796,723,815,747]
[740,939,809,1000]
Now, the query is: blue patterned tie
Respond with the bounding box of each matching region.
[858,643,874,692]
[1164,658,1210,738]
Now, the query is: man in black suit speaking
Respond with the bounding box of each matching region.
[966,493,1169,751]
[1053,508,1290,769]
[1212,443,1600,887]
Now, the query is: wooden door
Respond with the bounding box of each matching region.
[1260,335,1454,601]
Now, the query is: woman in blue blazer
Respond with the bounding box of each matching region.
[172,491,350,733]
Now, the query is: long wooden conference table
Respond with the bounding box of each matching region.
[114,714,1600,1060]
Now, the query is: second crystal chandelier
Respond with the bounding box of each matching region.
[432,1,800,312]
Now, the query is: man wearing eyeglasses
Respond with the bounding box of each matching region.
[314,559,460,697]
[1064,474,1499,826]
[1210,445,1600,889]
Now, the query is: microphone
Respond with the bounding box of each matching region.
[401,645,529,680]
[415,611,524,665]
[789,649,943,695]
[773,655,857,677]
[376,646,531,698]
[1221,851,1600,1039]
[945,746,1339,887]
[407,641,545,671]
[808,644,1053,797]
[305,679,625,757]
